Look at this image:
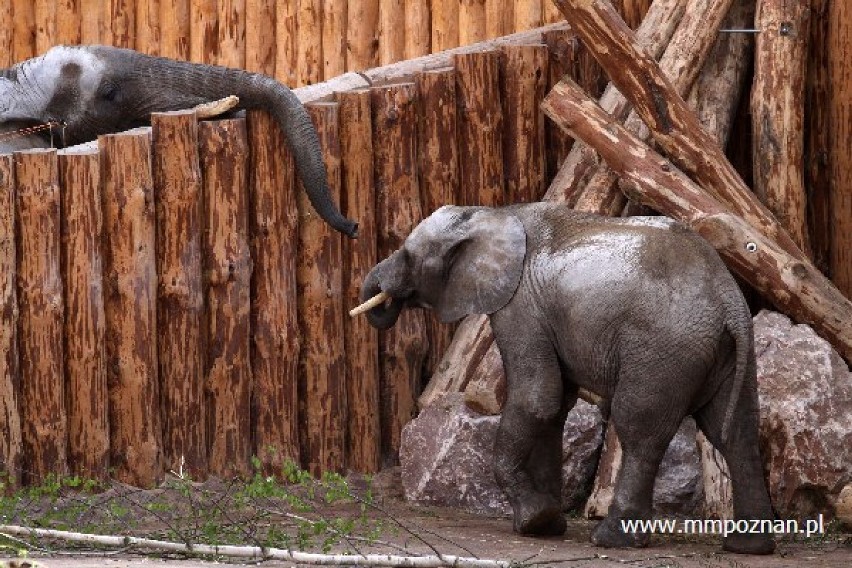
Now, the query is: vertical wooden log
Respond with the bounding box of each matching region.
[12,0,35,62]
[56,0,82,45]
[297,103,346,475]
[378,0,404,66]
[502,44,548,204]
[246,0,276,75]
[102,0,135,48]
[405,0,430,59]
[347,0,379,71]
[620,0,653,29]
[323,0,346,78]
[297,0,322,85]
[247,109,301,472]
[454,50,505,206]
[15,149,66,485]
[431,0,459,53]
[371,83,428,467]
[136,0,160,55]
[543,0,562,25]
[415,68,460,379]
[514,0,542,33]
[0,155,22,489]
[543,29,578,181]
[0,2,11,69]
[100,129,161,487]
[338,90,380,474]
[58,147,109,481]
[805,0,831,275]
[275,0,297,85]
[152,111,207,478]
[80,0,101,44]
[459,0,486,45]
[200,119,253,478]
[34,0,56,54]
[829,0,852,297]
[160,0,190,60]
[485,0,510,39]
[752,0,812,255]
[190,0,218,64]
[218,0,246,68]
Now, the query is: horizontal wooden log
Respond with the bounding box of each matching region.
[542,78,852,362]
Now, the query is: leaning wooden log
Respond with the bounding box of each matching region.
[0,154,22,489]
[548,0,808,264]
[542,78,852,363]
[100,129,162,487]
[371,83,428,465]
[151,110,207,479]
[339,91,381,473]
[200,119,253,478]
[15,149,67,485]
[59,146,109,481]
[247,109,302,473]
[542,28,579,181]
[751,0,812,255]
[297,103,346,475]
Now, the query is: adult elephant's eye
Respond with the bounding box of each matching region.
[100,84,119,102]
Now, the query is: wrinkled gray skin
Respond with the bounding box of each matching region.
[361,203,774,555]
[0,45,357,238]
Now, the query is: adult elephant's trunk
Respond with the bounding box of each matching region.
[360,268,404,330]
[137,54,358,238]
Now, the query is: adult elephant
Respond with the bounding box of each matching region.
[0,45,357,238]
[353,203,775,555]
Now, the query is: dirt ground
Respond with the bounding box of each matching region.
[3,469,850,568]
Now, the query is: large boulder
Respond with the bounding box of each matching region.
[753,310,852,519]
[400,394,604,515]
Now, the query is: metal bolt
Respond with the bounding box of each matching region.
[746,242,758,253]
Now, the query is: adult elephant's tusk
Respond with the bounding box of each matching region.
[349,291,390,317]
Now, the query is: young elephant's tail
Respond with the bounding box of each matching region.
[720,311,754,443]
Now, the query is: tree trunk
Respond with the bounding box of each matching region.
[245,0,276,75]
[347,0,379,70]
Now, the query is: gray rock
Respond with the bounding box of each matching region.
[562,400,605,510]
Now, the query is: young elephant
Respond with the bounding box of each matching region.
[357,203,775,555]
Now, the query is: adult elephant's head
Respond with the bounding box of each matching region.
[0,45,358,238]
[358,206,526,329]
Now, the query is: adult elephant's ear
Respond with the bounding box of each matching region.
[436,211,526,323]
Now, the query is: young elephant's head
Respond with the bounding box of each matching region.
[359,206,527,330]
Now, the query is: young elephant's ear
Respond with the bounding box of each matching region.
[436,210,526,323]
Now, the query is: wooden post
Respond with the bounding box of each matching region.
[371,83,428,466]
[100,129,161,487]
[0,155,22,489]
[416,68,461,377]
[218,0,246,68]
[514,0,542,33]
[160,0,192,60]
[485,0,511,38]
[152,111,207,479]
[34,0,56,54]
[297,103,346,475]
[190,0,218,64]
[829,0,852,298]
[275,0,297,85]
[323,0,346,78]
[405,0,430,59]
[347,0,379,71]
[378,0,404,66]
[0,2,11,69]
[752,0,811,255]
[432,0,459,52]
[454,50,505,206]
[543,29,578,181]
[81,0,101,44]
[57,0,82,45]
[136,0,160,55]
[15,149,67,485]
[459,0,487,45]
[58,146,109,481]
[297,0,322,84]
[246,0,276,75]
[12,0,35,61]
[200,119,253,478]
[501,44,548,203]
[339,90,380,473]
[102,0,135,48]
[246,109,301,472]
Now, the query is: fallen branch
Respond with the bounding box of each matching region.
[0,525,512,568]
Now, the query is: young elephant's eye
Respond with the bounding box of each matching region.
[99,84,119,102]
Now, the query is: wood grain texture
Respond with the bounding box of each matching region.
[101,0,135,48]
[245,0,276,75]
[56,0,82,45]
[13,0,36,61]
[346,0,378,71]
[58,147,109,480]
[246,109,301,472]
[431,0,459,52]
[543,28,578,182]
[459,0,486,45]
[275,0,297,85]
[15,149,67,485]
[80,0,101,43]
[134,0,159,55]
[159,0,188,59]
[218,0,246,68]
[338,90,381,474]
[379,0,404,66]
[200,119,253,478]
[297,103,346,475]
[99,129,161,487]
[152,111,207,478]
[190,0,218,64]
[405,0,430,59]
[34,0,56,54]
[0,155,22,488]
[323,0,346,77]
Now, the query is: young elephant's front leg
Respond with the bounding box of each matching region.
[491,317,569,536]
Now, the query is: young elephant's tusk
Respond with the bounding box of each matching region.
[349,291,390,317]
[193,96,240,119]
